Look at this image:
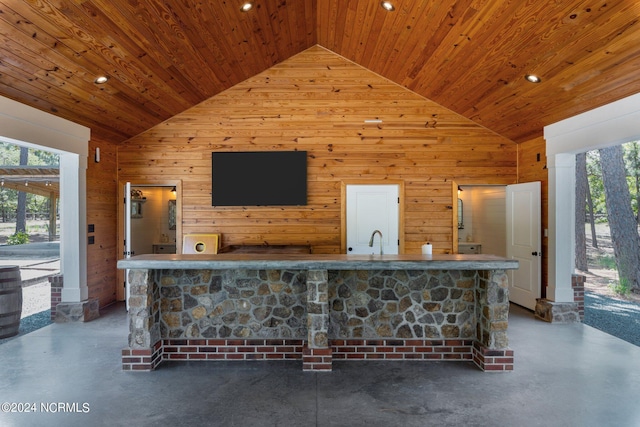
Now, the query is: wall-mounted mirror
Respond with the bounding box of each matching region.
[168,200,176,230]
[457,198,464,229]
[131,200,143,218]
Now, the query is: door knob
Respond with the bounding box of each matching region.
[348,247,353,252]
[532,251,539,256]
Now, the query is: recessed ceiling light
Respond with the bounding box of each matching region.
[525,74,541,83]
[381,1,395,11]
[94,76,109,84]
[240,2,253,12]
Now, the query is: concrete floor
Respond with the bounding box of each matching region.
[1,303,640,427]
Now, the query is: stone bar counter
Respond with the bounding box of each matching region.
[117,253,518,372]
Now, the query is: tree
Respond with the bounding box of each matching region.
[598,145,640,293]
[586,150,606,221]
[575,152,588,271]
[624,141,640,224]
[586,174,598,249]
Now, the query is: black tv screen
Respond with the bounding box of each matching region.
[211,151,307,206]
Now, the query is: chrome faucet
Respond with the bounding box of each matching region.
[369,230,383,255]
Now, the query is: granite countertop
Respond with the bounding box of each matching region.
[117,253,518,271]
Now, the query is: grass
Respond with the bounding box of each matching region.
[610,278,632,297]
[594,254,617,270]
[591,254,635,298]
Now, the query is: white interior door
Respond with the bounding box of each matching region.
[506,181,541,310]
[124,182,132,311]
[346,185,399,254]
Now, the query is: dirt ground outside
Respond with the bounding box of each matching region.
[579,223,640,305]
[0,219,58,245]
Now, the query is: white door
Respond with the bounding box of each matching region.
[124,182,132,311]
[346,185,399,254]
[506,181,541,310]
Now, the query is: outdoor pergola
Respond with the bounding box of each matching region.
[0,165,59,241]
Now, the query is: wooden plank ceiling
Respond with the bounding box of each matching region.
[0,0,639,144]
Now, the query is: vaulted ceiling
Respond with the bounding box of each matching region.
[1,0,639,144]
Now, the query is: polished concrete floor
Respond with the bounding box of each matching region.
[1,303,640,427]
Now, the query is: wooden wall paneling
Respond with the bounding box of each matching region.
[118,46,517,260]
[86,137,119,307]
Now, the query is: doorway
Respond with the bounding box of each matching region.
[117,180,181,302]
[458,183,542,310]
[342,183,403,255]
[128,185,177,256]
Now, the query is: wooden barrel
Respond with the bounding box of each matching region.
[0,266,22,339]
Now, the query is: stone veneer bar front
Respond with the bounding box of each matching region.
[117,254,518,372]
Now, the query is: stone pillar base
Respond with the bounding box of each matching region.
[534,298,580,323]
[55,298,100,323]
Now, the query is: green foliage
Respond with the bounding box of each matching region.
[0,142,59,222]
[609,278,631,297]
[595,254,617,270]
[0,142,59,166]
[6,231,29,245]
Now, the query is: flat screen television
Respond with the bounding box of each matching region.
[211,151,307,206]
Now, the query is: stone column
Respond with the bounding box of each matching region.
[473,270,514,371]
[476,270,509,349]
[303,269,332,371]
[122,269,161,370]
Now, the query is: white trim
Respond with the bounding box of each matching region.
[0,95,90,304]
[545,92,640,155]
[544,92,640,302]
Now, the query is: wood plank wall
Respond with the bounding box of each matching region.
[517,136,549,297]
[86,137,119,306]
[118,45,517,255]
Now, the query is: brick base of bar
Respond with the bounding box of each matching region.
[333,339,474,362]
[472,342,514,372]
[122,341,163,371]
[303,346,333,372]
[123,338,512,372]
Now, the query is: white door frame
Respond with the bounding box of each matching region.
[341,180,405,254]
[506,182,542,310]
[117,179,182,301]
